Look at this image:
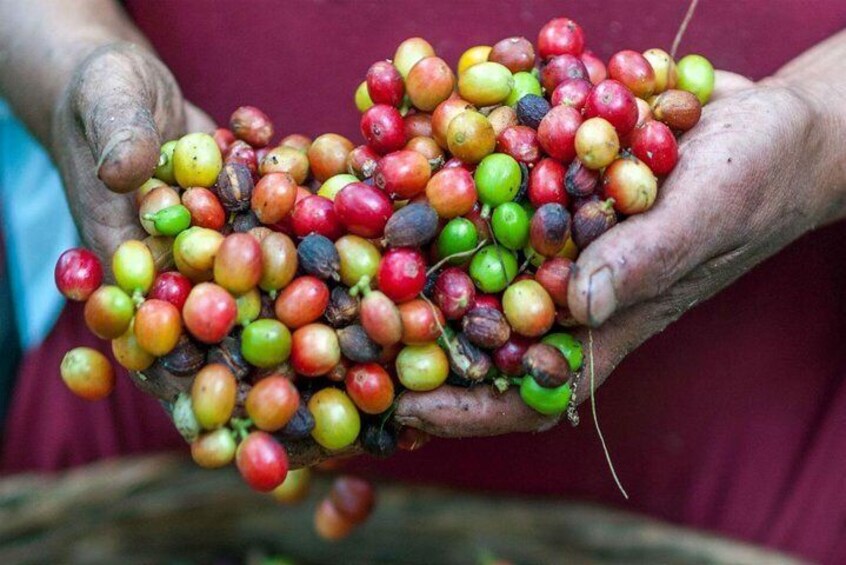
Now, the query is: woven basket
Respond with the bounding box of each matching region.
[0,454,804,564]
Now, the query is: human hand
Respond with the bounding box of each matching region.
[51,41,214,261]
[395,71,846,437]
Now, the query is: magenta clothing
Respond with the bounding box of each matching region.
[3,1,846,562]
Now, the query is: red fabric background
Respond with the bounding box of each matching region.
[4,2,846,562]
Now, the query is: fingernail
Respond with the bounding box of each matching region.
[587,266,616,326]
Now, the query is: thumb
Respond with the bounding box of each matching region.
[72,43,186,193]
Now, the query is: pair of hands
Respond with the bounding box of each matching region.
[58,43,841,463]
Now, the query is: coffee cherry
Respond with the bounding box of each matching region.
[213,234,262,294]
[530,203,571,257]
[551,78,592,110]
[398,299,444,345]
[173,133,222,188]
[191,428,237,469]
[406,56,455,111]
[580,50,607,85]
[246,375,299,432]
[274,276,330,329]
[298,233,341,280]
[84,285,134,340]
[432,97,474,149]
[469,245,518,293]
[182,187,226,231]
[487,105,518,137]
[457,45,492,75]
[139,186,180,236]
[572,198,618,249]
[584,79,639,137]
[173,227,224,282]
[230,106,274,147]
[396,343,449,391]
[515,94,551,130]
[535,257,573,308]
[134,298,182,356]
[360,289,403,346]
[366,60,405,107]
[493,335,535,376]
[291,323,341,377]
[540,54,588,93]
[330,476,376,524]
[347,145,380,179]
[446,110,496,164]
[361,104,407,155]
[191,363,237,430]
[314,498,355,541]
[528,158,567,208]
[334,182,393,238]
[225,140,259,178]
[373,150,431,199]
[335,235,381,288]
[259,233,298,292]
[291,195,344,241]
[112,240,155,296]
[272,468,312,504]
[355,80,374,112]
[405,135,444,161]
[676,54,715,104]
[643,48,677,94]
[60,347,115,401]
[458,62,514,107]
[574,117,620,170]
[112,321,156,372]
[434,268,476,320]
[503,279,555,337]
[650,89,702,132]
[496,125,541,165]
[308,133,355,182]
[308,388,361,450]
[565,159,599,198]
[377,248,427,304]
[630,120,678,175]
[537,105,582,162]
[154,140,178,184]
[474,153,522,209]
[426,167,477,219]
[251,173,298,224]
[241,319,292,368]
[537,17,585,59]
[608,50,656,99]
[383,202,439,248]
[345,363,395,415]
[182,283,237,344]
[55,248,102,301]
[603,156,658,215]
[491,201,530,250]
[504,71,543,107]
[393,37,436,78]
[236,431,289,492]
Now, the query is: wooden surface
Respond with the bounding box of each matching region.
[0,454,805,564]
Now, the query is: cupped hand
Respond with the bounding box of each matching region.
[395,71,846,437]
[52,41,214,261]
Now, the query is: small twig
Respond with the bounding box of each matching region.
[426,239,488,276]
[671,0,700,59]
[588,329,629,500]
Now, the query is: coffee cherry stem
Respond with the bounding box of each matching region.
[132,289,146,309]
[426,239,488,276]
[484,216,511,288]
[349,275,372,297]
[230,417,254,442]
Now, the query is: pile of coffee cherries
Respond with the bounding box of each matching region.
[55,16,713,536]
